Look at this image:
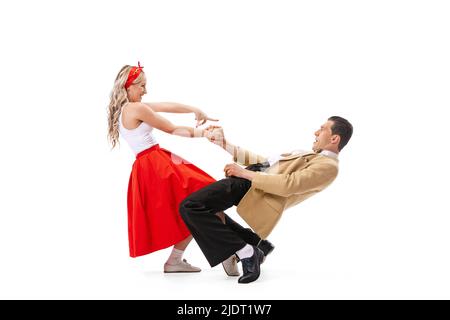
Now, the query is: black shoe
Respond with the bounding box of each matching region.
[238,246,264,284]
[257,239,275,257]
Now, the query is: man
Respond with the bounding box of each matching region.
[179,116,353,283]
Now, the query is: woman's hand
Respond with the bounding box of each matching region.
[195,109,219,127]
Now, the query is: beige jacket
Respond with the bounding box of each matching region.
[233,146,339,239]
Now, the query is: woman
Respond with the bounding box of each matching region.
[107,63,217,273]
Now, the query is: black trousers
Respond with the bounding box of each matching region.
[180,168,264,267]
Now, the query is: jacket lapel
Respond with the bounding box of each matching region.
[279,152,316,161]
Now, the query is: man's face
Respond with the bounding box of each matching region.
[313,120,334,152]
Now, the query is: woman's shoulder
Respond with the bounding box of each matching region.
[128,102,154,111]
[123,102,151,115]
[124,102,144,109]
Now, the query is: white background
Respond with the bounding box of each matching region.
[1,0,449,299]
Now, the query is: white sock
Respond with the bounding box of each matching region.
[236,244,254,260]
[166,248,184,265]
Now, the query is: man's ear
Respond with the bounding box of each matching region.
[331,134,340,145]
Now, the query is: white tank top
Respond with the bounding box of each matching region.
[119,107,158,155]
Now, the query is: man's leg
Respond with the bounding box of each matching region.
[179,177,252,267]
[223,214,275,258]
[223,214,260,246]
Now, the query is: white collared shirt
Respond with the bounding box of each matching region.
[319,150,339,159]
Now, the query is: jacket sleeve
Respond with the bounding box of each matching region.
[233,146,268,166]
[251,162,338,197]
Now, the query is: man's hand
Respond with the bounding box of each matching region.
[205,125,226,148]
[224,163,257,181]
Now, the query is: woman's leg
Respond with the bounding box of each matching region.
[164,234,200,272]
[174,235,193,251]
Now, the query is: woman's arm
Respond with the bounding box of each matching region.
[145,102,218,127]
[133,103,209,138]
[145,102,198,113]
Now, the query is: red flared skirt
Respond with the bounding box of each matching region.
[127,144,215,257]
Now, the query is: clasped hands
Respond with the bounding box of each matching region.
[203,125,225,147]
[203,125,256,181]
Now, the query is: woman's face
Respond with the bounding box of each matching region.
[127,74,147,102]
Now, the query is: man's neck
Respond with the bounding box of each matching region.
[322,147,339,154]
[320,148,339,159]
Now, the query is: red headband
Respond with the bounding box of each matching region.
[125,62,144,89]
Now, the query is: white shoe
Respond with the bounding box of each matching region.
[164,259,201,273]
[222,255,240,276]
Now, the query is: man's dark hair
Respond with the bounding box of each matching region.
[328,116,353,151]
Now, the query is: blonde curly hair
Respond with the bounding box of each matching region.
[107,65,145,148]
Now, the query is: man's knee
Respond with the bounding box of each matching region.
[179,198,198,221]
[179,199,190,220]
